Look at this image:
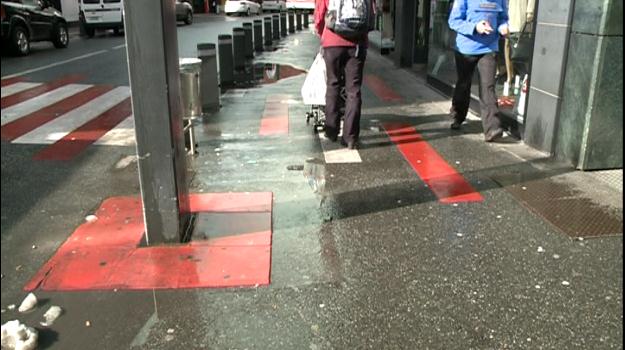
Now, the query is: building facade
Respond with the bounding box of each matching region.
[384,0,623,170]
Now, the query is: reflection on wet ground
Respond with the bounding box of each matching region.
[227,62,307,88]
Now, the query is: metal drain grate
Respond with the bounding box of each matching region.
[493,174,623,238]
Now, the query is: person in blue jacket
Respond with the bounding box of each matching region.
[448,0,509,141]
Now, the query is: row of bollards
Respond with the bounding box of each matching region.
[178,11,310,154]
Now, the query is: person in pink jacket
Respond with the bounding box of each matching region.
[314,0,373,149]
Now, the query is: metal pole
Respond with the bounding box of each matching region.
[303,11,309,28]
[280,12,287,36]
[253,19,263,52]
[296,11,302,31]
[232,27,246,71]
[263,17,272,46]
[272,15,280,40]
[123,0,191,244]
[197,43,220,113]
[242,22,254,59]
[217,34,234,88]
[288,11,295,33]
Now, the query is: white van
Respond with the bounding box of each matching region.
[78,0,124,38]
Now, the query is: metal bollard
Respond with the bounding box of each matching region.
[280,12,287,37]
[217,34,234,88]
[179,58,201,155]
[242,22,254,59]
[288,11,295,33]
[263,17,272,46]
[253,19,263,52]
[303,11,309,28]
[232,27,246,71]
[296,11,302,31]
[197,43,220,113]
[272,15,280,40]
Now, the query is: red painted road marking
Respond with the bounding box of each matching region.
[384,123,483,203]
[364,74,403,102]
[33,97,132,161]
[259,95,289,135]
[1,75,83,109]
[1,85,114,141]
[1,76,25,87]
[24,193,273,291]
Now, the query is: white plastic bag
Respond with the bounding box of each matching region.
[301,52,327,106]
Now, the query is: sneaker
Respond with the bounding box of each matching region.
[484,128,504,142]
[450,120,462,130]
[323,131,337,142]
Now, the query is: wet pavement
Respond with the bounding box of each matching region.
[1,25,623,349]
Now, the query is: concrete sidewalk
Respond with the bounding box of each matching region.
[1,28,621,349]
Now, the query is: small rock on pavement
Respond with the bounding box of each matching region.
[1,320,38,350]
[85,321,91,327]
[40,306,63,327]
[561,281,570,286]
[85,215,98,223]
[537,246,545,253]
[18,293,37,313]
[167,328,175,334]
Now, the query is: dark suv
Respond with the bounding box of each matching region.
[1,0,69,55]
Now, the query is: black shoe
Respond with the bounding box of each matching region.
[323,131,337,142]
[450,120,462,130]
[484,128,504,142]
[341,138,359,150]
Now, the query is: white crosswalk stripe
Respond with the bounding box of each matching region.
[12,86,131,145]
[95,115,136,146]
[1,84,93,126]
[0,82,43,98]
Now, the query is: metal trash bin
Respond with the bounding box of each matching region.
[179,58,202,155]
[179,58,202,118]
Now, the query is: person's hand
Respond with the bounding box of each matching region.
[499,24,509,36]
[476,20,493,35]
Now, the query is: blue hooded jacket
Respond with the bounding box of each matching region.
[448,0,509,55]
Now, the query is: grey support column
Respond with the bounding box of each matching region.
[197,43,220,113]
[296,11,302,31]
[232,27,246,71]
[253,19,263,51]
[272,15,280,40]
[242,22,254,59]
[288,11,295,33]
[263,17,273,46]
[123,0,190,244]
[280,12,287,36]
[218,34,234,87]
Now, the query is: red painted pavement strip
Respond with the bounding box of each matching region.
[24,193,273,291]
[384,123,483,203]
[364,74,403,102]
[259,96,289,135]
[33,97,132,161]
[1,74,84,109]
[1,76,25,87]
[1,85,114,141]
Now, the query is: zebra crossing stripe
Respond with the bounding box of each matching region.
[95,115,135,146]
[1,84,93,127]
[1,82,43,98]
[12,86,130,145]
[1,76,25,87]
[1,85,114,141]
[34,98,133,161]
[0,74,83,109]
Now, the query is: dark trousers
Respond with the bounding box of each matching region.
[323,46,366,143]
[451,51,502,134]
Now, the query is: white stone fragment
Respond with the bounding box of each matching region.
[40,306,63,327]
[1,320,38,350]
[85,215,98,223]
[18,294,37,313]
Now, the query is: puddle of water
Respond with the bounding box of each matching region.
[228,63,306,88]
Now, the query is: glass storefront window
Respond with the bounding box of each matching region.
[427,0,537,125]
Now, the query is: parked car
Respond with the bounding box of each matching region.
[79,0,123,38]
[1,0,69,55]
[262,0,285,12]
[224,0,262,16]
[175,0,193,25]
[286,0,314,13]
